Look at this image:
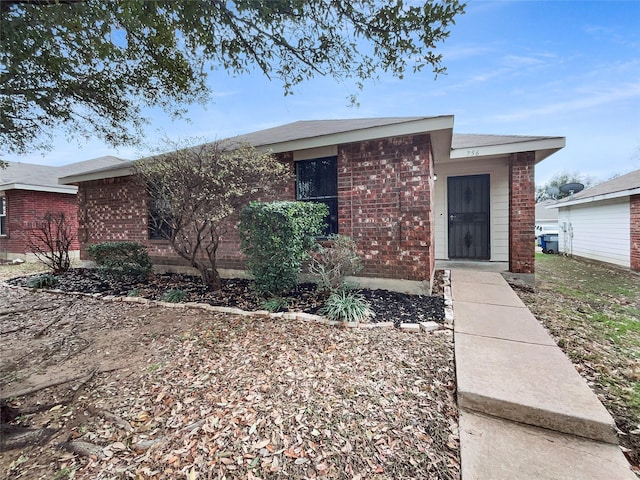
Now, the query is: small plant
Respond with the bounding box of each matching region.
[86,242,152,280]
[261,296,289,312]
[127,288,141,297]
[309,234,362,294]
[161,289,188,303]
[27,273,58,289]
[320,290,373,324]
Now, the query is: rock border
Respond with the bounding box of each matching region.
[2,270,453,334]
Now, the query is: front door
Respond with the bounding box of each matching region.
[447,174,490,259]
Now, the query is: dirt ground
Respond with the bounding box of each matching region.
[515,254,640,471]
[0,279,458,479]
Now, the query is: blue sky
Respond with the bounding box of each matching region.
[7,0,640,186]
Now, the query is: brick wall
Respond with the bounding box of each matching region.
[631,194,640,272]
[509,152,535,274]
[338,134,434,282]
[76,137,435,284]
[77,153,296,269]
[0,189,80,257]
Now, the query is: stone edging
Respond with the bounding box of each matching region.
[2,270,453,334]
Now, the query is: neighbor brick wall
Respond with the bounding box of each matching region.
[338,134,434,283]
[76,138,435,283]
[631,194,640,272]
[0,189,80,257]
[509,152,536,274]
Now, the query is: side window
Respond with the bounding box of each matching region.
[0,196,7,236]
[296,156,338,236]
[148,194,172,240]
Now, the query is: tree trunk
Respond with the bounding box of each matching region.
[202,267,222,291]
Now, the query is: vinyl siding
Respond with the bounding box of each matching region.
[557,197,630,267]
[434,157,509,261]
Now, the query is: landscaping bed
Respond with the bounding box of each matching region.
[7,268,446,326]
[514,254,640,471]
[0,282,458,479]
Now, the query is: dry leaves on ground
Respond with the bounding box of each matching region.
[0,285,459,479]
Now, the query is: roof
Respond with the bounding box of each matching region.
[535,200,559,220]
[60,117,566,185]
[0,156,129,194]
[549,168,640,208]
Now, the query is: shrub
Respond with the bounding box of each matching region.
[261,296,289,313]
[161,289,188,303]
[238,201,327,296]
[28,212,74,273]
[27,273,58,289]
[86,242,152,280]
[309,234,362,294]
[320,290,373,324]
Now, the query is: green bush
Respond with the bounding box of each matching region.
[161,289,188,303]
[238,201,327,296]
[86,242,152,279]
[320,290,372,324]
[261,296,289,313]
[27,273,58,289]
[309,234,362,294]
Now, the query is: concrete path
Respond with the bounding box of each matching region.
[451,269,636,480]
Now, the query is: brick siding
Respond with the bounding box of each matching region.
[631,194,640,272]
[508,152,536,274]
[76,136,435,284]
[0,189,80,257]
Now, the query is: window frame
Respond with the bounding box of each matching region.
[147,193,172,241]
[295,156,338,236]
[0,195,7,237]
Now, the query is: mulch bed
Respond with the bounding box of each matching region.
[7,269,445,326]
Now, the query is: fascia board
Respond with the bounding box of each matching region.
[59,166,135,185]
[451,137,566,161]
[549,187,640,208]
[0,183,77,194]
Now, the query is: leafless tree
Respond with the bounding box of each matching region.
[28,212,74,273]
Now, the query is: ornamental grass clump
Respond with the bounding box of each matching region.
[320,290,372,325]
[161,289,188,303]
[27,273,58,289]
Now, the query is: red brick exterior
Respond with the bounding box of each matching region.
[508,152,536,274]
[76,135,435,284]
[631,194,640,272]
[0,189,80,257]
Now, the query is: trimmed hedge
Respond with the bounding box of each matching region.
[86,242,152,279]
[238,201,327,296]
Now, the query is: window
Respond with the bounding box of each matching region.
[0,196,6,236]
[296,156,338,236]
[148,194,172,240]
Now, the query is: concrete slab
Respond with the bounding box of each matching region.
[454,301,556,346]
[460,411,636,480]
[451,279,525,307]
[455,333,617,443]
[451,270,507,285]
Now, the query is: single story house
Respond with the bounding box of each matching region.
[60,117,565,291]
[0,156,129,261]
[548,169,640,271]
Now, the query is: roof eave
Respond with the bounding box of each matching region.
[549,187,640,208]
[251,115,455,155]
[0,183,78,194]
[59,165,136,185]
[450,137,566,163]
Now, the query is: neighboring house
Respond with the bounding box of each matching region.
[60,117,565,291]
[548,169,640,271]
[535,199,559,237]
[0,156,129,261]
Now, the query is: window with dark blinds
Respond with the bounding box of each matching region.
[295,156,338,236]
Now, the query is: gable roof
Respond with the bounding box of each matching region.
[536,200,559,220]
[60,116,566,185]
[0,156,129,194]
[549,168,640,208]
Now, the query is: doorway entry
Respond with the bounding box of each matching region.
[447,174,490,259]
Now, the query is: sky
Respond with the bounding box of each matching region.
[5,0,640,186]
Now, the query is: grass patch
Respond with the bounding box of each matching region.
[517,254,640,467]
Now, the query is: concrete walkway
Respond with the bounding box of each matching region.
[451,269,636,480]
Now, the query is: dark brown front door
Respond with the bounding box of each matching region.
[447,174,490,259]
